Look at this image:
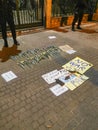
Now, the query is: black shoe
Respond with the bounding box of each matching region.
[77,26,82,29]
[72,28,75,31]
[14,40,20,46]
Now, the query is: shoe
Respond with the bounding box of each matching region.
[14,40,20,46]
[72,28,75,31]
[77,26,82,29]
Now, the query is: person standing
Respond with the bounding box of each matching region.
[88,0,94,21]
[72,0,88,31]
[0,0,20,47]
[59,0,67,26]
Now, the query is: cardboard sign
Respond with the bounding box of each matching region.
[42,70,59,84]
[66,50,76,54]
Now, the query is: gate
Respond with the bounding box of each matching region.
[13,0,44,29]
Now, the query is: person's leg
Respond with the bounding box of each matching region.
[60,17,65,26]
[60,17,67,26]
[0,19,8,47]
[88,13,93,21]
[7,14,19,45]
[72,13,79,31]
[77,11,84,29]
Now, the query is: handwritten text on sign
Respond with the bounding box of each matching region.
[62,57,93,74]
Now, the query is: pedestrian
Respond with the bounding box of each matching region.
[59,0,67,26]
[72,0,88,31]
[88,0,94,21]
[0,0,20,47]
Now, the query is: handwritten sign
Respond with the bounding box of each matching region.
[42,69,70,84]
[59,73,89,90]
[62,57,93,74]
[1,71,17,82]
[59,45,73,52]
[50,84,68,96]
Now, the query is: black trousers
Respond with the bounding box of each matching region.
[0,12,16,43]
[60,17,68,26]
[72,10,84,27]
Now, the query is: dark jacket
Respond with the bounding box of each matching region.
[58,0,67,14]
[75,0,88,12]
[0,0,16,16]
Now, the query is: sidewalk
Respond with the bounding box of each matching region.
[0,22,98,130]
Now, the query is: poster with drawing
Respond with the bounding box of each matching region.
[42,70,59,84]
[59,73,89,90]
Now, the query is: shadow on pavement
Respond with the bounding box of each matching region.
[48,28,68,33]
[0,45,21,62]
[79,28,98,34]
[53,28,68,33]
[87,68,98,86]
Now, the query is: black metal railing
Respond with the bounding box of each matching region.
[13,0,44,29]
[13,9,43,26]
[52,0,98,17]
[0,0,44,33]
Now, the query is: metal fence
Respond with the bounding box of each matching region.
[13,0,44,29]
[52,0,98,17]
[0,0,43,30]
[13,9,43,27]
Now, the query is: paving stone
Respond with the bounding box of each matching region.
[63,119,79,130]
[38,116,45,125]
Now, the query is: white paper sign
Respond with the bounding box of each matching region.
[48,36,56,39]
[42,69,70,84]
[50,84,68,96]
[42,70,59,84]
[1,71,17,82]
[66,50,76,54]
[58,69,71,77]
[59,45,73,52]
